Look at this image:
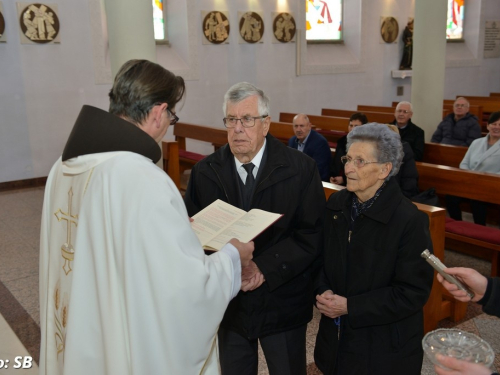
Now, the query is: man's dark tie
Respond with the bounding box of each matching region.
[242,163,255,210]
[243,163,255,192]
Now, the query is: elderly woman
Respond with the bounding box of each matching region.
[446,111,500,225]
[314,123,434,375]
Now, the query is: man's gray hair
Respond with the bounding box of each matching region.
[223,82,270,117]
[346,123,404,179]
[396,101,413,112]
[455,96,470,107]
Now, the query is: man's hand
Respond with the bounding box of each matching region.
[241,260,265,291]
[228,239,254,267]
[316,290,348,319]
[330,176,344,185]
[434,354,492,375]
[436,267,488,302]
[241,272,265,292]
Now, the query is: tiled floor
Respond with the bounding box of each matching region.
[0,186,499,374]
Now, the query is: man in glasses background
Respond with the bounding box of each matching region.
[391,101,425,161]
[185,82,325,375]
[431,96,482,146]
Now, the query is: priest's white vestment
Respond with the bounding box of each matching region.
[39,151,239,375]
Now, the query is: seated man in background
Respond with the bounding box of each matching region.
[330,112,367,185]
[392,101,425,161]
[431,97,482,146]
[288,113,331,181]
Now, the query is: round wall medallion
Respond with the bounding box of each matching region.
[203,11,229,44]
[273,13,296,43]
[239,12,264,43]
[19,3,60,43]
[0,11,5,37]
[381,16,399,43]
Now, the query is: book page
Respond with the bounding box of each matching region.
[205,209,282,250]
[191,200,246,247]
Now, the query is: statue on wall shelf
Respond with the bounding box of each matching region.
[399,18,414,70]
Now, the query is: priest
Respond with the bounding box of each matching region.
[39,59,254,375]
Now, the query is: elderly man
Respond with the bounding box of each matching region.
[431,97,482,146]
[185,82,325,375]
[288,113,331,181]
[391,101,425,161]
[39,60,254,375]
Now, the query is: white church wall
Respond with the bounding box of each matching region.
[0,0,498,183]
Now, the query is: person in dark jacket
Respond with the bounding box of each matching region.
[330,112,368,185]
[314,123,434,375]
[288,113,331,181]
[386,124,419,198]
[185,82,325,375]
[435,267,500,375]
[391,101,425,161]
[431,97,482,146]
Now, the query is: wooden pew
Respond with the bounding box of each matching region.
[362,104,451,118]
[422,143,467,168]
[416,162,500,276]
[321,108,395,124]
[161,141,181,189]
[269,121,296,144]
[491,93,500,97]
[279,112,348,132]
[174,122,228,174]
[322,182,466,333]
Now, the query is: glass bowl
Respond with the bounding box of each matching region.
[422,328,495,370]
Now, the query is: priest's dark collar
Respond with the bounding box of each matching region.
[62,105,161,164]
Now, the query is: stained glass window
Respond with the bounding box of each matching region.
[306,0,343,42]
[446,0,464,40]
[153,0,165,40]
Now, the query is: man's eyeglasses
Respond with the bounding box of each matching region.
[454,104,468,108]
[167,108,179,125]
[341,156,380,168]
[396,110,411,114]
[223,115,268,128]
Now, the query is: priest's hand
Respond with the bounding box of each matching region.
[316,290,348,319]
[436,267,487,302]
[229,239,254,267]
[434,354,492,375]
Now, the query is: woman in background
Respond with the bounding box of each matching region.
[446,111,500,225]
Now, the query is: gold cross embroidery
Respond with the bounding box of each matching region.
[54,187,78,275]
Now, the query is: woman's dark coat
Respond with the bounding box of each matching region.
[314,178,434,375]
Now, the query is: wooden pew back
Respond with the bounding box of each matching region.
[446,99,500,115]
[269,121,295,144]
[162,141,181,189]
[280,112,348,132]
[416,162,500,205]
[422,143,467,168]
[173,122,228,150]
[321,108,394,124]
[322,182,453,333]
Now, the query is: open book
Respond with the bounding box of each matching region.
[191,199,283,251]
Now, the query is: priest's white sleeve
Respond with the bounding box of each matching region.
[219,243,242,299]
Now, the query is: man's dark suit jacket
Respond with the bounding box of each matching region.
[288,129,331,181]
[391,119,425,161]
